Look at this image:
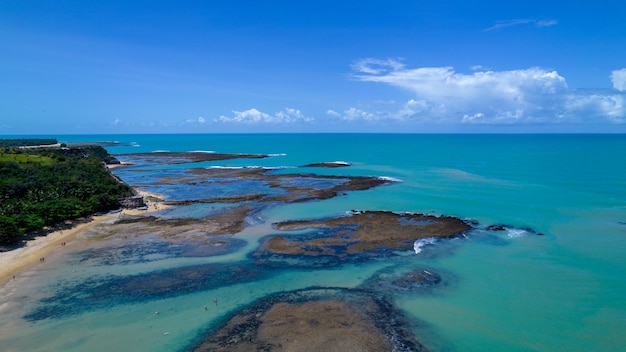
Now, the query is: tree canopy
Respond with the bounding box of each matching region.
[0,143,133,244]
[0,138,58,147]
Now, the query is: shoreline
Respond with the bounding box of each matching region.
[0,214,114,287]
[0,189,166,288]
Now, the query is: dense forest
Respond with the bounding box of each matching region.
[0,141,134,244]
[0,138,58,147]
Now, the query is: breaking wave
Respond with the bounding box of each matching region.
[413,237,437,254]
[378,176,403,182]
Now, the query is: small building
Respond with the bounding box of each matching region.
[119,195,146,209]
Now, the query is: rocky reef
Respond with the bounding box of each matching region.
[190,288,425,352]
[117,151,268,164]
[260,211,472,257]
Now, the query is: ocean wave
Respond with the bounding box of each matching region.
[188,150,215,153]
[378,176,403,182]
[206,166,259,170]
[265,166,295,170]
[486,224,534,238]
[268,153,287,157]
[151,150,170,153]
[413,237,437,254]
[505,228,530,238]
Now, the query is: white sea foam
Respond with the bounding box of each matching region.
[264,166,294,170]
[413,237,437,254]
[378,176,403,182]
[506,228,529,238]
[268,153,287,157]
[206,166,257,170]
[152,150,170,153]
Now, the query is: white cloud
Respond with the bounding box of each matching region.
[326,109,340,117]
[350,59,626,125]
[462,112,485,123]
[216,108,314,124]
[484,18,558,32]
[185,116,206,124]
[470,65,489,71]
[350,58,405,75]
[564,93,624,122]
[536,19,558,28]
[343,108,377,121]
[112,118,121,126]
[611,68,626,91]
[327,107,395,122]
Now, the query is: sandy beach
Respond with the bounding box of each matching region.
[0,214,114,287]
[0,189,166,288]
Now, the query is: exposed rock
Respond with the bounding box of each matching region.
[261,211,472,256]
[302,161,351,168]
[486,224,543,236]
[117,152,267,165]
[156,167,393,204]
[191,288,425,352]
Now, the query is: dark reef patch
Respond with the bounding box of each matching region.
[251,211,473,268]
[69,235,246,266]
[183,167,392,203]
[89,204,257,240]
[257,211,472,257]
[360,266,454,295]
[24,262,271,322]
[162,194,266,205]
[116,152,268,165]
[486,224,544,236]
[111,155,394,216]
[189,287,426,352]
[302,161,351,168]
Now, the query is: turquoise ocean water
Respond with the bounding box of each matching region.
[1,134,625,351]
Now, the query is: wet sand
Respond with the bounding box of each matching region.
[0,189,164,287]
[0,214,114,287]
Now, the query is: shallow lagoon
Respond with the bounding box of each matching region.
[1,134,625,351]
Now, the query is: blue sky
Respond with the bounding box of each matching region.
[1,0,625,134]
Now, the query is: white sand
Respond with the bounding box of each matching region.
[0,189,168,287]
[0,215,114,287]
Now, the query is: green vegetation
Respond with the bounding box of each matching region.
[0,153,55,165]
[0,143,134,244]
[0,138,58,147]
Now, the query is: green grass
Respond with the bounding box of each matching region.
[0,153,55,165]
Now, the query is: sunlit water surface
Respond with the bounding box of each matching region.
[1,134,624,351]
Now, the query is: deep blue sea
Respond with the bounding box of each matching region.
[1,134,625,351]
